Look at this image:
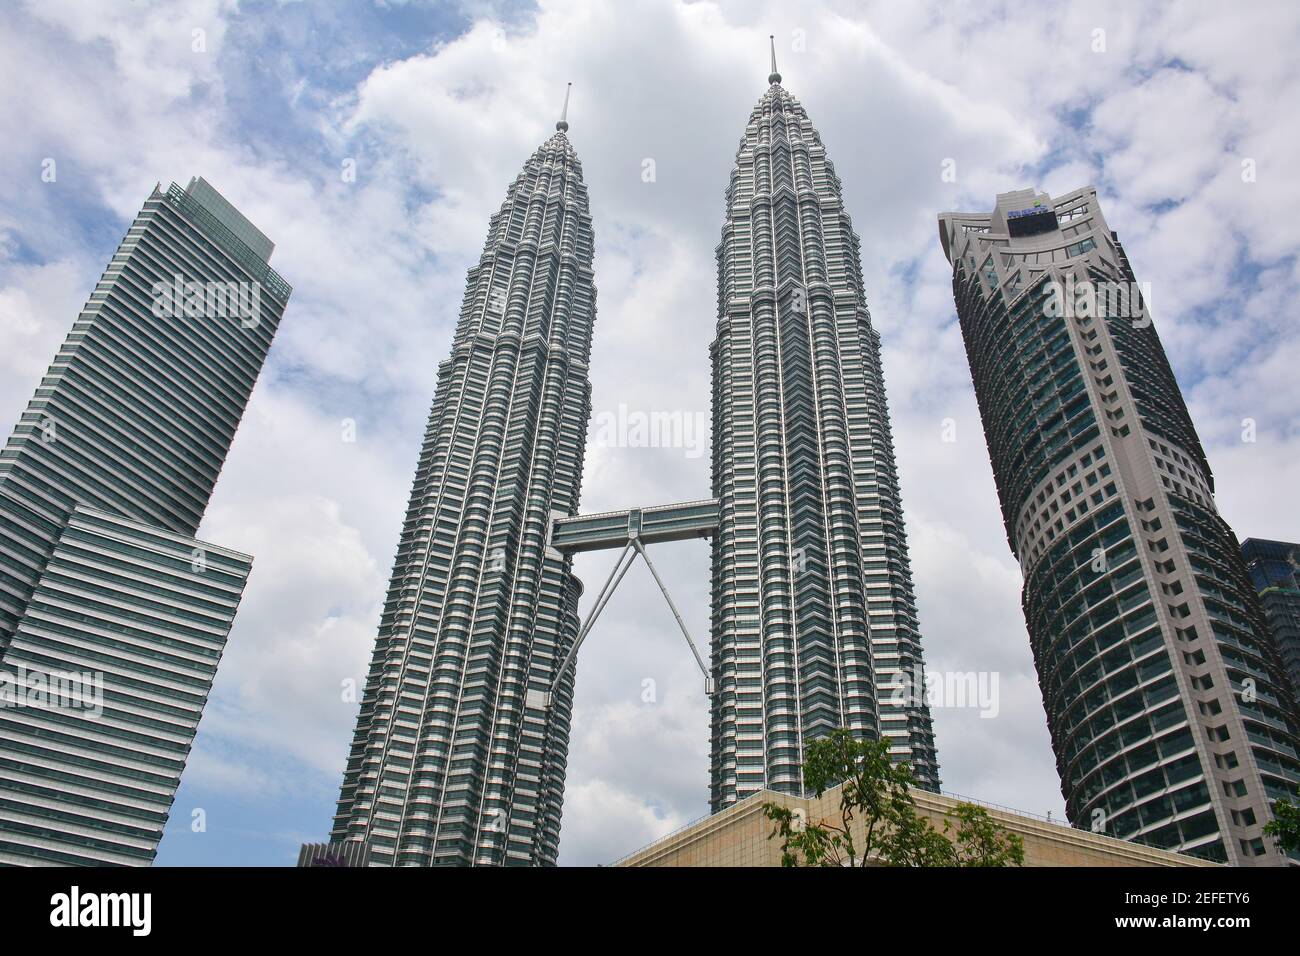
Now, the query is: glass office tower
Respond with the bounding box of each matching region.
[0,177,290,864]
[939,187,1300,865]
[330,113,595,866]
[708,46,940,812]
[1242,538,1300,725]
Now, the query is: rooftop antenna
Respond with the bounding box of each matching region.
[768,34,781,84]
[556,82,572,132]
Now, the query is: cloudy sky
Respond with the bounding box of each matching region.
[2,0,1297,866]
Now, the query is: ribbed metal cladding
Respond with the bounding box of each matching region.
[940,187,1300,866]
[709,78,940,812]
[0,179,287,652]
[0,506,250,865]
[0,177,288,864]
[330,130,595,866]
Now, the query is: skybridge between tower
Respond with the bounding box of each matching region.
[550,498,719,553]
[534,499,720,710]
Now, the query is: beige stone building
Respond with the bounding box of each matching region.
[614,786,1215,867]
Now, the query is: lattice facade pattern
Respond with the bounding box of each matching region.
[331,131,596,866]
[709,78,940,812]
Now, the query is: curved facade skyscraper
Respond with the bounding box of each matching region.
[940,187,1300,864]
[331,108,595,866]
[708,48,940,810]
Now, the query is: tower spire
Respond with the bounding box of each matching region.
[768,34,781,85]
[556,82,571,132]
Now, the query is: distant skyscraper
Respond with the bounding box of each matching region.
[296,839,371,867]
[330,93,595,866]
[940,187,1300,865]
[0,177,290,865]
[1242,538,1300,722]
[708,41,940,812]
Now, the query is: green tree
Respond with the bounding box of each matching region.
[761,729,1023,867]
[941,803,1026,867]
[1264,785,1300,854]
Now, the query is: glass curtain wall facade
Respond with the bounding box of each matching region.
[939,187,1300,865]
[1242,538,1300,724]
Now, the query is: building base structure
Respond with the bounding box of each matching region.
[614,785,1217,867]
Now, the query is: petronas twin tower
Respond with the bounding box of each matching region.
[331,94,594,865]
[331,46,938,865]
[709,57,940,807]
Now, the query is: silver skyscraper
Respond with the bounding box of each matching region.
[0,177,290,865]
[331,94,596,866]
[708,43,941,810]
[327,54,944,863]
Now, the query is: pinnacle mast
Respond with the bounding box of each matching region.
[556,81,572,132]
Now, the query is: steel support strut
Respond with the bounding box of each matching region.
[542,533,713,709]
[631,539,710,685]
[545,541,636,706]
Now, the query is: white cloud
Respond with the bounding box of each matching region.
[558,778,691,866]
[0,259,93,430]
